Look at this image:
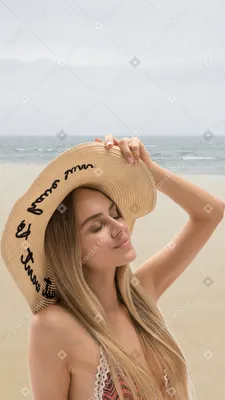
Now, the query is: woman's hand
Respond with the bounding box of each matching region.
[94,135,152,166]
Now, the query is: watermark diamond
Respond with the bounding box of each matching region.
[204,57,213,67]
[21,386,30,396]
[57,129,68,140]
[130,129,140,138]
[57,57,67,67]
[204,350,213,360]
[168,94,176,104]
[129,56,141,68]
[22,94,31,104]
[203,130,215,142]
[131,276,140,287]
[94,313,104,323]
[202,276,214,287]
[94,167,104,177]
[57,350,67,360]
[131,349,140,358]
[95,21,103,30]
[203,204,213,214]
[166,386,177,396]
[57,203,67,214]
[167,241,177,250]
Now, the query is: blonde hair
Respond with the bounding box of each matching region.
[44,186,195,400]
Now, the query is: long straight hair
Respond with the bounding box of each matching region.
[44,186,195,400]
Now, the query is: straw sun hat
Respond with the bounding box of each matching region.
[1,141,157,314]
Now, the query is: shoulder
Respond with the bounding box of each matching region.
[29,303,89,358]
[29,304,85,348]
[29,304,73,347]
[28,305,73,397]
[29,305,80,373]
[30,304,77,330]
[29,304,81,348]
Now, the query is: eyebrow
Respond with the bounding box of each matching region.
[80,201,116,229]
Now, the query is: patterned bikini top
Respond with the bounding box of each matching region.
[90,345,172,400]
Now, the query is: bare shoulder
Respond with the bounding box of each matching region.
[29,304,82,368]
[30,304,74,327]
[28,305,77,398]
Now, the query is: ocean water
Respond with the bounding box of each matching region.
[0,134,225,175]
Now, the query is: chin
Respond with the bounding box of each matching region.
[122,247,137,262]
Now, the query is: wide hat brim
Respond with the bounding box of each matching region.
[1,141,157,314]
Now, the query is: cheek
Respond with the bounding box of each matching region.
[81,237,113,267]
[81,232,112,255]
[93,233,113,252]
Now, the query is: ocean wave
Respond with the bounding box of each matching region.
[182,156,216,160]
[15,147,58,153]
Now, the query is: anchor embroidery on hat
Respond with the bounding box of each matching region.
[42,277,56,299]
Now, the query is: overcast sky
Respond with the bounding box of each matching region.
[0,0,225,136]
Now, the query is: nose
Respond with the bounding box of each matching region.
[110,218,124,238]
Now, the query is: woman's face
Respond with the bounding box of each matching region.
[73,188,137,271]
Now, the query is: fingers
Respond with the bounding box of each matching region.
[96,135,141,165]
[118,138,136,164]
[119,137,141,164]
[105,135,120,147]
[130,137,140,164]
[112,136,120,145]
[94,136,119,147]
[105,134,114,148]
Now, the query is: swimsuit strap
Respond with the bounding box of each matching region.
[91,345,110,400]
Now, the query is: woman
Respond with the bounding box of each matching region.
[2,136,224,399]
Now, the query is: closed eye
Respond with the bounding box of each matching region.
[92,215,121,233]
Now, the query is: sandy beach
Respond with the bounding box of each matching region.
[0,162,225,399]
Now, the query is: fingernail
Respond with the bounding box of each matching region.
[106,141,112,146]
[128,157,134,164]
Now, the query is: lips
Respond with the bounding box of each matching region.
[114,237,130,248]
